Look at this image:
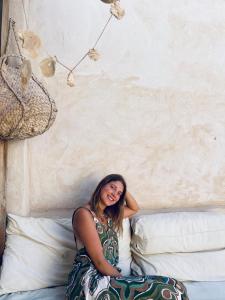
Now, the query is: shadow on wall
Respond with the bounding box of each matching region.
[72,174,101,209]
[31,174,101,216]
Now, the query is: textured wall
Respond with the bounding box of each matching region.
[6,0,225,215]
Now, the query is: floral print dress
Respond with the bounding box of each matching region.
[66,208,189,300]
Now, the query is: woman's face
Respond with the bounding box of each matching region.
[99,180,124,208]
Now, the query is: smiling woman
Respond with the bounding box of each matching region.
[89,174,137,233]
[65,174,189,300]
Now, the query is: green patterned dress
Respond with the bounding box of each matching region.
[66,208,189,300]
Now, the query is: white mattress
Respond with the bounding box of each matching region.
[0,286,66,300]
[185,281,225,300]
[0,282,225,300]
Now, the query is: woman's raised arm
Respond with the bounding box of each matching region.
[123,191,140,218]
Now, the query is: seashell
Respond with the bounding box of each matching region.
[88,49,100,61]
[17,30,24,40]
[100,0,115,4]
[40,57,56,77]
[67,72,75,87]
[110,1,125,20]
[20,59,32,90]
[20,31,41,58]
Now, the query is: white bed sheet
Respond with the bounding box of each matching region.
[185,281,225,300]
[0,286,66,300]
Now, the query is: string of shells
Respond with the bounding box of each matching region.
[19,0,125,89]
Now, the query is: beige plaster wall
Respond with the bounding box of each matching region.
[5,0,225,215]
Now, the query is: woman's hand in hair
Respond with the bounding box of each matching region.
[123,191,139,218]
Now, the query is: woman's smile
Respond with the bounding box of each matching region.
[107,194,116,202]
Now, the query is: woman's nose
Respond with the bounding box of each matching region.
[111,190,116,197]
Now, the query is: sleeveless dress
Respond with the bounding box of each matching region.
[66,208,189,300]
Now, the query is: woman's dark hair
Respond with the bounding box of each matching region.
[90,174,127,233]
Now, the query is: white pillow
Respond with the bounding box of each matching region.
[131,248,225,281]
[0,214,131,294]
[117,218,132,276]
[131,212,225,254]
[0,214,75,295]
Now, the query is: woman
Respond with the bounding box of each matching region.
[66,174,189,300]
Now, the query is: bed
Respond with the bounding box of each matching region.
[1,210,225,300]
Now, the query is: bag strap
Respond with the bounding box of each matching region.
[4,18,23,60]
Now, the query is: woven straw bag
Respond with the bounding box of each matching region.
[0,18,57,140]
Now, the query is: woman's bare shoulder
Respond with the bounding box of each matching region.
[73,204,93,225]
[72,205,99,242]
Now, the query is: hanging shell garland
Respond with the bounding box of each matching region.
[67,72,75,87]
[88,49,100,61]
[17,0,125,87]
[19,31,41,58]
[40,57,56,77]
[20,59,32,90]
[110,1,125,20]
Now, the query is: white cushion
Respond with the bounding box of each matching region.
[117,218,132,276]
[0,214,131,294]
[131,212,225,254]
[131,248,225,281]
[0,215,75,295]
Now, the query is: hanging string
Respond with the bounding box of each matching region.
[69,15,113,73]
[48,14,113,76]
[92,14,113,49]
[19,0,125,84]
[70,51,89,73]
[54,56,71,72]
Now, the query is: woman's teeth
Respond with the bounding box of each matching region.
[108,195,114,201]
